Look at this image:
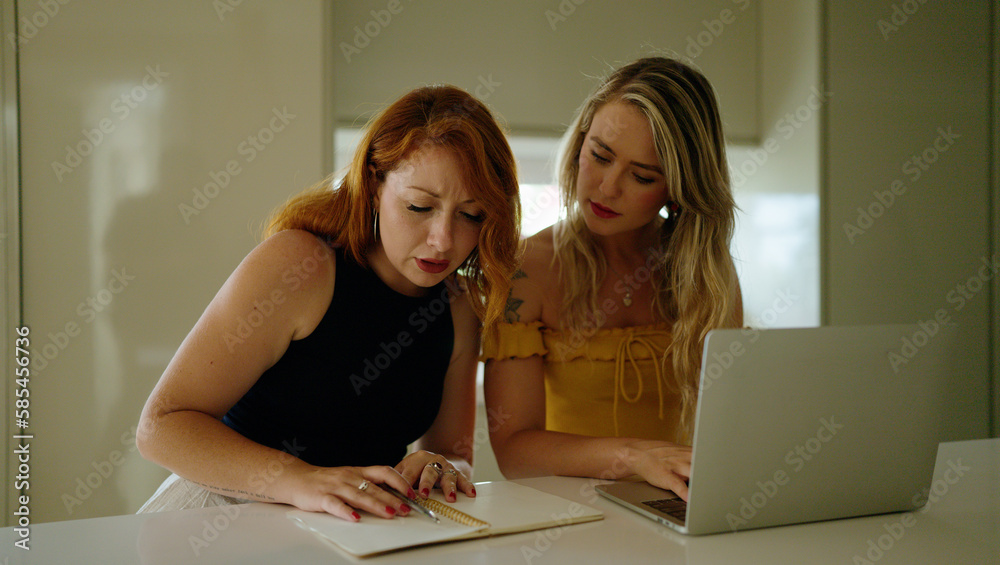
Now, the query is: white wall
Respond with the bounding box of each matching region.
[4,0,328,524]
[822,1,996,440]
[332,0,761,142]
[730,0,821,329]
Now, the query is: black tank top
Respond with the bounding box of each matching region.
[223,249,455,467]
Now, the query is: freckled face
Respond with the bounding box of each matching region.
[369,145,484,296]
[576,100,671,236]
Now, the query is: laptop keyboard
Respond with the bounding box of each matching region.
[642,498,687,521]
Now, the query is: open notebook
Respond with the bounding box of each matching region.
[287,481,603,557]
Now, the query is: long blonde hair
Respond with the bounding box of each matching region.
[266,85,522,332]
[554,57,742,437]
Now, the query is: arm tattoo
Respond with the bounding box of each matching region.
[195,480,276,502]
[504,269,528,323]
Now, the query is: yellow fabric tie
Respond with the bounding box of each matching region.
[612,333,665,436]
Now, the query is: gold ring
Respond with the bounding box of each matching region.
[425,461,443,474]
[443,469,459,478]
[358,479,370,492]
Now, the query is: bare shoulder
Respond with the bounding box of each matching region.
[522,225,556,274]
[252,229,335,273]
[505,224,561,325]
[147,230,338,419]
[235,229,336,339]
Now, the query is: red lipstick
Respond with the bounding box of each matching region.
[416,258,450,274]
[590,200,621,219]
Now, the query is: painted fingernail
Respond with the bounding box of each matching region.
[399,503,411,514]
[447,492,456,502]
[385,506,396,516]
[407,488,416,498]
[421,488,430,497]
[351,511,361,521]
[471,487,477,496]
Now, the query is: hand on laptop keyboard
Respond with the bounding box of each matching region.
[619,439,692,502]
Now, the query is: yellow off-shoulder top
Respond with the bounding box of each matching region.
[482,321,683,443]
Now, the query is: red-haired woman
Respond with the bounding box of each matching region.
[136,85,521,521]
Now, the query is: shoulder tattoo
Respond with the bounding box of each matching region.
[504,269,528,323]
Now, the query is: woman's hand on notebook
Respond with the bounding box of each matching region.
[621,440,692,501]
[285,465,415,522]
[395,450,476,502]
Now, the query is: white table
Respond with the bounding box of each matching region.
[3,439,997,564]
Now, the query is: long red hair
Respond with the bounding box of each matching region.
[265,85,521,331]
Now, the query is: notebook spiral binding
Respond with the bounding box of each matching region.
[417,497,491,528]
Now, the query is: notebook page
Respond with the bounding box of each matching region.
[287,482,602,556]
[444,482,603,535]
[287,508,485,557]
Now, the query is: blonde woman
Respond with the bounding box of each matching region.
[483,58,742,501]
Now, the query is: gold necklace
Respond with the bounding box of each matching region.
[606,261,634,307]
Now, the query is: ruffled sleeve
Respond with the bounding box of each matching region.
[481,321,547,361]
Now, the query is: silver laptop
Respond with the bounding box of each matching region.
[597,324,956,535]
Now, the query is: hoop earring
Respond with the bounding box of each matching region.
[372,210,379,241]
